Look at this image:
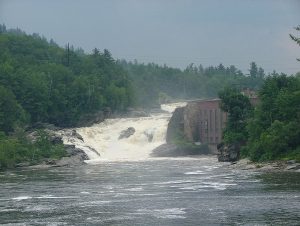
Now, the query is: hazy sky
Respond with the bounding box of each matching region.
[0,0,299,74]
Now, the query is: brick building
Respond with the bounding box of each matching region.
[184,97,258,153]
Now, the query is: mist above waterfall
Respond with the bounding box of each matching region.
[61,103,186,162]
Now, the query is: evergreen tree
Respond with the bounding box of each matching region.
[249,62,258,78]
[218,87,253,144]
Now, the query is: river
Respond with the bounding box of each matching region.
[0,104,300,225]
[1,158,300,225]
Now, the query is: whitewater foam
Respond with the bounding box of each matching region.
[61,102,186,161]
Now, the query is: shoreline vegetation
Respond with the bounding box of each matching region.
[0,25,299,170]
[218,74,300,165]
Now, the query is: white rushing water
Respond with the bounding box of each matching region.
[61,102,186,162]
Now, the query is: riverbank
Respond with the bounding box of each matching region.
[228,158,300,172]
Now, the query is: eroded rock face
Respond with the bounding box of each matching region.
[27,129,63,144]
[119,127,135,139]
[166,107,184,143]
[54,145,89,167]
[217,142,240,162]
[182,102,201,142]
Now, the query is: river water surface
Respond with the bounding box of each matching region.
[1,103,300,225]
[1,157,300,225]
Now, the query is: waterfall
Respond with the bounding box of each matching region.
[60,103,186,162]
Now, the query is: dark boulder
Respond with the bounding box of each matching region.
[49,133,63,145]
[217,142,240,162]
[119,127,136,139]
[70,129,84,142]
[50,144,89,167]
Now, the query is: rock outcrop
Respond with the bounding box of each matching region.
[182,102,201,142]
[166,107,184,143]
[217,142,240,162]
[53,144,89,167]
[63,129,84,142]
[119,127,135,139]
[152,105,211,157]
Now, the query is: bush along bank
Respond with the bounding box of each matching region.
[0,129,65,169]
[0,127,91,170]
[218,74,300,165]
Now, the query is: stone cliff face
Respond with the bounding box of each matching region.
[166,107,184,143]
[162,100,224,156]
[217,142,240,162]
[182,102,201,142]
[160,99,257,161]
[166,103,202,144]
[151,103,211,157]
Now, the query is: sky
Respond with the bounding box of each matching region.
[0,0,299,74]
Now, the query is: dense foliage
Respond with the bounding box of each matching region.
[0,130,66,169]
[220,74,300,162]
[244,74,300,161]
[0,25,134,128]
[218,88,253,144]
[0,25,134,168]
[119,60,265,107]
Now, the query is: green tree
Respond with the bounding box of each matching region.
[244,75,300,161]
[218,87,253,144]
[0,85,27,134]
[249,62,258,78]
[258,67,265,78]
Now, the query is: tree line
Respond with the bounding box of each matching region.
[0,25,134,168]
[0,24,134,132]
[119,59,265,108]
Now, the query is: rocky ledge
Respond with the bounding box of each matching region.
[227,158,300,173]
[24,129,89,169]
[27,145,89,169]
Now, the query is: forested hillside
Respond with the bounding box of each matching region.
[0,25,134,130]
[119,60,265,107]
[0,25,134,168]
